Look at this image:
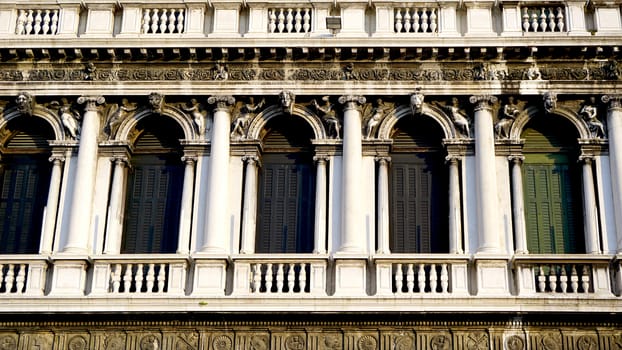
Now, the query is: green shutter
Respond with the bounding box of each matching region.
[122,155,182,254]
[0,156,50,254]
[256,154,315,253]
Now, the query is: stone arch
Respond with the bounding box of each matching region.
[246,104,326,141]
[115,105,195,143]
[0,106,65,142]
[377,103,457,140]
[510,105,591,141]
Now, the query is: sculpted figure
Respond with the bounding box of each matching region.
[526,63,542,80]
[543,92,557,113]
[580,97,605,138]
[231,97,265,139]
[148,92,164,113]
[365,99,390,139]
[410,88,424,115]
[107,98,137,137]
[312,96,340,139]
[60,105,80,140]
[214,64,228,81]
[279,90,295,114]
[183,99,207,138]
[495,96,520,139]
[442,97,470,138]
[15,92,33,116]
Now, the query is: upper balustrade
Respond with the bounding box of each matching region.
[0,0,621,43]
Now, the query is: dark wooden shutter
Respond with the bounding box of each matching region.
[523,155,580,254]
[389,153,447,253]
[0,156,50,254]
[256,154,315,253]
[122,155,183,253]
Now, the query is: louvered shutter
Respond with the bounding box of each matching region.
[0,157,50,254]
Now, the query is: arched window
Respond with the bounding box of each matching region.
[121,115,184,254]
[522,115,584,254]
[389,116,448,253]
[255,116,315,253]
[0,118,54,254]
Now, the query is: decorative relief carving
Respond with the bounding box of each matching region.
[182,99,209,139]
[312,96,340,139]
[612,333,622,350]
[60,104,81,140]
[175,332,198,350]
[579,97,605,138]
[323,335,342,350]
[68,335,88,350]
[279,90,295,115]
[394,335,413,350]
[540,332,561,350]
[284,335,305,350]
[148,92,164,114]
[103,333,126,350]
[525,63,542,80]
[15,92,34,116]
[505,335,524,350]
[410,87,424,115]
[249,335,268,350]
[430,335,450,350]
[495,96,521,139]
[357,335,377,350]
[576,335,597,350]
[231,97,265,140]
[543,92,557,113]
[139,334,160,350]
[0,334,17,350]
[363,99,392,139]
[212,335,232,350]
[104,99,138,139]
[465,332,488,350]
[213,64,228,81]
[474,63,508,81]
[437,98,470,138]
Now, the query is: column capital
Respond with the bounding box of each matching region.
[469,95,498,111]
[49,155,66,164]
[313,155,329,163]
[508,154,525,164]
[579,153,595,163]
[374,156,391,164]
[602,95,622,111]
[111,155,129,165]
[445,155,462,164]
[181,155,198,165]
[338,95,366,111]
[208,95,236,111]
[242,154,260,166]
[77,96,105,111]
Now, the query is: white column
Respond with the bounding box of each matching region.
[63,95,105,254]
[39,154,65,254]
[375,156,390,254]
[313,156,328,254]
[581,155,600,254]
[337,95,366,253]
[509,155,528,254]
[103,156,128,254]
[240,155,259,254]
[177,155,197,255]
[603,95,622,253]
[201,95,235,253]
[447,155,463,254]
[470,95,501,254]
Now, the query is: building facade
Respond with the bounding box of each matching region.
[0,0,621,348]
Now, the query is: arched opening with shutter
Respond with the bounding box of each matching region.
[521,115,584,254]
[255,115,316,253]
[0,117,54,254]
[121,115,184,254]
[389,116,448,253]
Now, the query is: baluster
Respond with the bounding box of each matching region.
[34,10,42,34]
[269,10,277,33]
[277,10,285,33]
[15,264,25,293]
[406,264,415,293]
[167,9,176,33]
[135,263,144,292]
[160,9,168,33]
[395,9,403,33]
[548,265,558,292]
[287,263,295,293]
[50,10,58,34]
[0,264,5,293]
[145,263,155,292]
[122,264,133,292]
[581,266,590,293]
[111,264,121,293]
[403,9,411,33]
[265,263,273,292]
[556,8,564,32]
[276,264,284,293]
[440,264,449,293]
[294,9,302,32]
[151,9,159,33]
[251,264,261,293]
[5,264,14,293]
[25,10,34,35]
[537,265,546,292]
[522,8,530,32]
[176,9,184,33]
[394,264,403,293]
[530,10,538,32]
[559,265,568,294]
[539,9,547,32]
[421,8,429,33]
[285,9,294,32]
[299,264,307,293]
[302,9,310,33]
[570,265,578,293]
[429,265,438,293]
[429,9,437,33]
[42,10,50,34]
[156,264,166,293]
[142,9,151,33]
[16,10,26,34]
[417,264,425,292]
[548,8,556,32]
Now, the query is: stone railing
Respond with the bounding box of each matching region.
[0,257,47,296]
[15,9,59,35]
[521,6,566,32]
[90,255,188,296]
[268,8,312,34]
[374,255,470,296]
[513,255,613,296]
[231,255,327,296]
[141,8,185,34]
[394,7,438,34]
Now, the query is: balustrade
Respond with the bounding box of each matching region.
[141,8,185,34]
[0,259,47,296]
[521,6,566,32]
[394,7,438,33]
[268,8,312,34]
[15,9,59,35]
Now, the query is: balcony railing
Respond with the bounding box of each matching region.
[394,7,438,34]
[15,9,59,35]
[141,8,185,34]
[0,257,47,296]
[521,6,566,33]
[268,8,312,34]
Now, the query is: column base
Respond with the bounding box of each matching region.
[474,257,510,296]
[48,258,88,296]
[332,258,368,296]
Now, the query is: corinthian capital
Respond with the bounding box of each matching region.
[338,95,366,111]
[77,96,105,111]
[602,95,622,110]
[207,95,236,111]
[469,95,498,111]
